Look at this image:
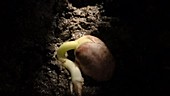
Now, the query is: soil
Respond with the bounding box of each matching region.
[37,1,116,95]
[0,0,170,96]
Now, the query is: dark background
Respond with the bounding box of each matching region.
[0,0,169,96]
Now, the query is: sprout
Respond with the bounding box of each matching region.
[57,35,115,96]
[57,36,92,96]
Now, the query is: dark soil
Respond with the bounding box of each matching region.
[0,0,170,96]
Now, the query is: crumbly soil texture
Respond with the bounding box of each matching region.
[33,0,117,96]
[1,0,168,96]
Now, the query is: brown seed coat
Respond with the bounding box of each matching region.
[75,35,115,81]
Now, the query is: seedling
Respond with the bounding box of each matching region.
[57,35,115,96]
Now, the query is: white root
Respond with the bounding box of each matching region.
[58,58,84,96]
